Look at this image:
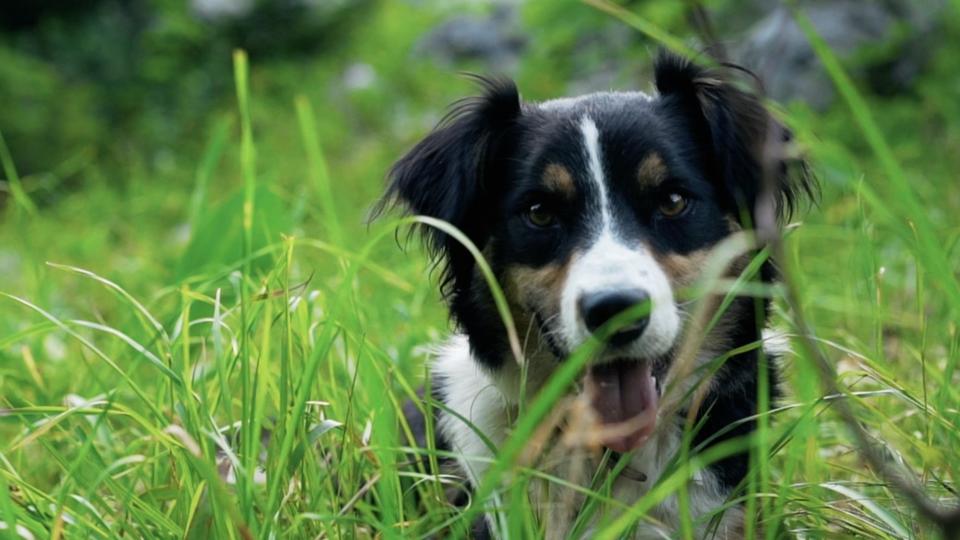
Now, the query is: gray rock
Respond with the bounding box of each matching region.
[416,4,526,71]
[190,0,254,21]
[734,0,946,110]
[563,23,640,96]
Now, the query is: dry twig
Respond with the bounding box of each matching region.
[685,4,960,537]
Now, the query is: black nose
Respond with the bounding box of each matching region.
[578,289,651,346]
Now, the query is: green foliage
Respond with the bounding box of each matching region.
[0,46,101,200]
[1,1,960,539]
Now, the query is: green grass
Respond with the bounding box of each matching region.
[2,1,960,538]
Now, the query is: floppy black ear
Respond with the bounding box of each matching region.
[379,76,522,297]
[654,52,816,225]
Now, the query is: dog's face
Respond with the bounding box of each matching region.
[383,54,812,452]
[493,107,724,362]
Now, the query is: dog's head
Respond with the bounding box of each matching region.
[381,53,814,452]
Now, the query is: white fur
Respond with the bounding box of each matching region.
[433,335,511,483]
[555,117,681,361]
[428,114,760,539]
[432,336,742,539]
[538,91,653,112]
[761,327,791,358]
[580,116,611,232]
[560,233,681,361]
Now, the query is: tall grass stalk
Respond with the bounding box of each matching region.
[1,4,958,539]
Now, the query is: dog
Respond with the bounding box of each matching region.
[382,52,815,538]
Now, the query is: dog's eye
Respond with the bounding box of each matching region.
[658,192,688,218]
[525,202,557,228]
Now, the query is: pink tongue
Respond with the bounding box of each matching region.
[587,361,658,453]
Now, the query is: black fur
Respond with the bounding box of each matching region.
[650,52,812,490]
[386,51,816,523]
[653,52,816,224]
[381,76,521,296]
[379,76,523,370]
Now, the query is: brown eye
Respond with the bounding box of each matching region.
[526,202,556,228]
[658,192,688,218]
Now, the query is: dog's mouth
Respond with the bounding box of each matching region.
[532,309,662,453]
[585,360,659,453]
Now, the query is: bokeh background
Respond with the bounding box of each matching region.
[2,1,960,538]
[3,0,956,299]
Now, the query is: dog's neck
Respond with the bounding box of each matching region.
[431,333,771,538]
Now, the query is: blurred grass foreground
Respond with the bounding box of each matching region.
[2,1,960,538]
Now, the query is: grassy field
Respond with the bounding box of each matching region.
[2,2,960,538]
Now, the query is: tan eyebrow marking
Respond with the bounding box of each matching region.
[637,153,668,188]
[542,163,576,197]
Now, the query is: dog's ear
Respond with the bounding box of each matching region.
[654,51,816,225]
[379,76,522,296]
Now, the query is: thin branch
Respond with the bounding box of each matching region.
[687,2,960,537]
[754,56,960,540]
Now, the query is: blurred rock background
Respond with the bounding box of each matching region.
[0,0,957,283]
[1,0,950,202]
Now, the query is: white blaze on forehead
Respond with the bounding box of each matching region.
[554,115,680,359]
[579,116,611,233]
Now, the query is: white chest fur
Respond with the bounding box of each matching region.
[431,336,744,539]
